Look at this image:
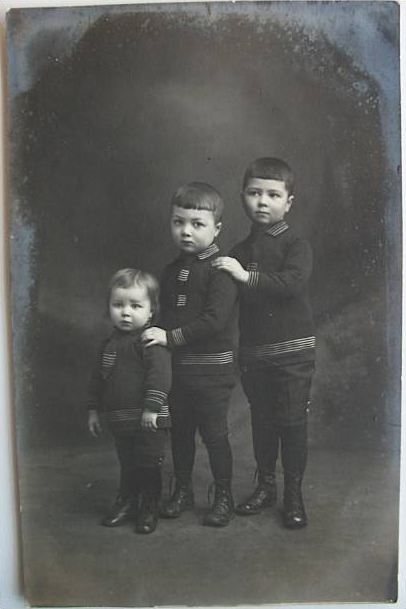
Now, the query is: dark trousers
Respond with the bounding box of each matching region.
[169,374,235,487]
[241,362,314,478]
[115,430,167,499]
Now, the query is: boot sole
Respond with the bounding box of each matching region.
[159,504,194,519]
[235,500,276,516]
[203,512,235,527]
[284,519,307,529]
[100,515,134,527]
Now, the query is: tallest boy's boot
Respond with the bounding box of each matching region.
[281,423,308,528]
[235,471,277,515]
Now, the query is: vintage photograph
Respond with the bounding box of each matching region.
[6,1,401,606]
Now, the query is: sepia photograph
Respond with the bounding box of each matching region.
[5,1,402,607]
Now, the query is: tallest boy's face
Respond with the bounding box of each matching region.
[242,178,293,225]
[171,205,221,254]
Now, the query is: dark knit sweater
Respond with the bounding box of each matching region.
[231,220,316,368]
[88,328,172,433]
[160,243,239,376]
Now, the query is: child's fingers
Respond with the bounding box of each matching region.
[213,256,231,265]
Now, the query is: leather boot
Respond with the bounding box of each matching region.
[283,473,307,529]
[203,483,234,527]
[101,495,135,527]
[160,483,194,519]
[136,492,159,534]
[135,469,161,534]
[235,473,277,516]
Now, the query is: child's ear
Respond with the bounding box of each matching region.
[215,221,222,236]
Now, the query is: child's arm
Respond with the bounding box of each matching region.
[144,269,238,349]
[87,343,105,437]
[213,239,312,297]
[141,344,172,431]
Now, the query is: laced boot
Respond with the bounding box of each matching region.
[136,491,159,534]
[160,480,194,519]
[283,473,307,529]
[203,482,234,527]
[101,494,135,527]
[235,473,277,516]
[135,469,161,534]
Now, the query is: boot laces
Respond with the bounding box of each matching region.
[207,483,230,515]
[285,480,303,509]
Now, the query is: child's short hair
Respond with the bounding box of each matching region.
[243,157,294,195]
[107,268,159,321]
[171,182,224,222]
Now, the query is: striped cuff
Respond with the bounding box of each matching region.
[87,399,99,411]
[168,327,187,347]
[247,271,260,289]
[144,389,168,413]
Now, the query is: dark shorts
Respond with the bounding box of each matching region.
[241,362,314,426]
[114,429,168,468]
[169,374,236,442]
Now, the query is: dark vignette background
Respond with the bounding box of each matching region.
[8,1,401,449]
[6,1,401,606]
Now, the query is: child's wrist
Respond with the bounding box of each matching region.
[241,270,250,284]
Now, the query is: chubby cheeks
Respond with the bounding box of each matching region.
[109,284,152,332]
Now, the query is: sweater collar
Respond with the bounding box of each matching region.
[250,220,289,239]
[196,242,220,260]
[179,242,219,262]
[266,220,289,237]
[111,325,147,344]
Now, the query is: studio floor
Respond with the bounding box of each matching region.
[18,421,399,606]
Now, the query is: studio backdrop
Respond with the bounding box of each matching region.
[7,2,401,607]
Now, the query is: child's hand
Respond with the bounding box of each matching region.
[142,327,168,347]
[212,257,249,283]
[141,410,158,432]
[88,410,102,437]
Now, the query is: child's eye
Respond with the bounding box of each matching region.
[112,302,122,307]
[193,222,204,228]
[131,304,141,310]
[247,190,260,197]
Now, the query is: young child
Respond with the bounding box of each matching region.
[213,158,315,529]
[142,182,239,527]
[87,268,171,534]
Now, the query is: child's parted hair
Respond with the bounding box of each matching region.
[243,157,294,195]
[171,182,224,222]
[107,268,160,321]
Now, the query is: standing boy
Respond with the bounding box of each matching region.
[213,158,315,528]
[143,182,238,527]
